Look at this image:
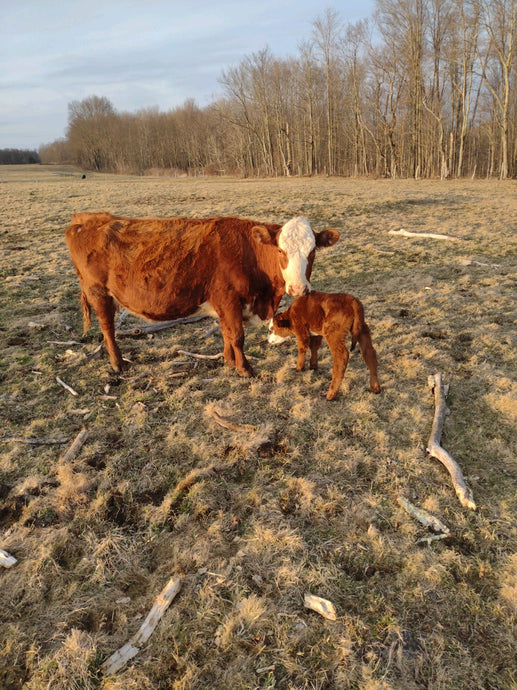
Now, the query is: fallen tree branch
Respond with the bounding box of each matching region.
[116,315,209,337]
[427,373,476,510]
[59,428,88,463]
[389,228,461,241]
[397,496,450,535]
[0,548,17,568]
[102,576,182,676]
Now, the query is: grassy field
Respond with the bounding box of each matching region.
[0,165,516,689]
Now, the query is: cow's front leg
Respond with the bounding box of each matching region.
[217,302,254,377]
[87,285,124,372]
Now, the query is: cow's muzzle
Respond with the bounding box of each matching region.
[287,283,309,297]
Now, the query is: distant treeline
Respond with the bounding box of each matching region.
[40,1,517,179]
[0,149,41,164]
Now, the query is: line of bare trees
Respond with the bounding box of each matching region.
[40,0,517,179]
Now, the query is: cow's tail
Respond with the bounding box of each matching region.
[81,290,92,335]
[350,298,365,351]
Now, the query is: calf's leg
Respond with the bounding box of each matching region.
[294,328,311,371]
[309,335,323,369]
[357,324,381,393]
[324,333,349,400]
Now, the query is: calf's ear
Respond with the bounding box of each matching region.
[251,225,275,245]
[315,228,340,247]
[276,316,291,329]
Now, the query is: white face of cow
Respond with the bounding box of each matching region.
[277,217,315,297]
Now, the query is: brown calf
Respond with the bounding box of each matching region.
[268,291,381,400]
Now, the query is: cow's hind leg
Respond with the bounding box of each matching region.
[358,323,381,393]
[86,286,124,372]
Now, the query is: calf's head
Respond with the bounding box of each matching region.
[252,217,339,297]
[267,312,293,345]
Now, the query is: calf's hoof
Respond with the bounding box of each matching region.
[370,381,381,394]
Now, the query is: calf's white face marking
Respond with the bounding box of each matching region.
[277,217,315,297]
[267,318,290,344]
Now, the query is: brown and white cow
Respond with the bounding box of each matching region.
[65,213,340,376]
[268,291,381,400]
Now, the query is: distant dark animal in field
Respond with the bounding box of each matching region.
[81,174,86,179]
[65,213,340,377]
[268,291,381,400]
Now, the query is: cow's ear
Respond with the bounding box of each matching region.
[315,228,340,247]
[251,225,275,245]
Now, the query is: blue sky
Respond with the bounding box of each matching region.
[0,1,375,150]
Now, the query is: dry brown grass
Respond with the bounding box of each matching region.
[1,165,516,689]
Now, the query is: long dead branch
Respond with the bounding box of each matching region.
[116,315,209,337]
[102,576,182,676]
[427,373,476,510]
[389,228,460,241]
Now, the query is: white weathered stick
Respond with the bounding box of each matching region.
[389,228,460,241]
[427,373,476,510]
[56,376,78,396]
[397,496,450,535]
[177,349,224,360]
[102,576,182,676]
[0,548,17,568]
[304,593,337,620]
[59,428,88,463]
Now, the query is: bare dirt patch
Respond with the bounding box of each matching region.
[1,165,516,688]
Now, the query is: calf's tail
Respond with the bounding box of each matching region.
[81,290,92,335]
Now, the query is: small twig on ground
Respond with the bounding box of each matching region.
[102,576,182,676]
[427,373,476,510]
[206,407,255,433]
[397,496,451,536]
[1,436,69,445]
[389,228,461,241]
[56,376,78,396]
[58,428,88,463]
[0,548,17,568]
